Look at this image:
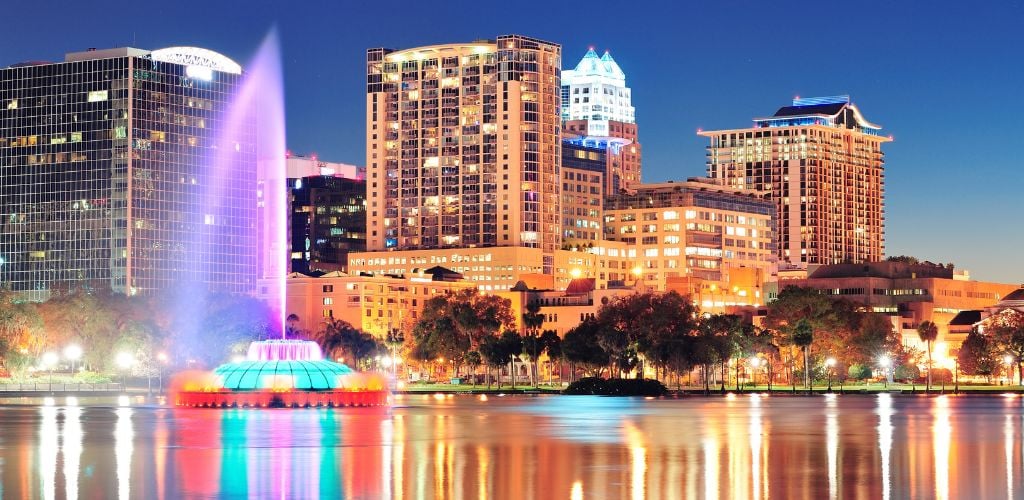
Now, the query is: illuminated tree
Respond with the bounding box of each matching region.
[917,320,939,390]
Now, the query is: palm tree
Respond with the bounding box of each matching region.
[917,320,939,391]
[521,301,545,387]
[792,319,814,389]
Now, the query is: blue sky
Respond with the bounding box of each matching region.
[3,0,1021,283]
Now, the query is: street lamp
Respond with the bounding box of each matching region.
[156,352,169,394]
[878,356,892,388]
[749,357,761,387]
[42,352,59,391]
[116,352,135,390]
[64,344,83,376]
[1004,355,1015,385]
[825,357,837,392]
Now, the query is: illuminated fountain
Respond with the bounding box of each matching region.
[174,340,389,408]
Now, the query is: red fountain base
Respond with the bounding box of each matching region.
[175,390,390,408]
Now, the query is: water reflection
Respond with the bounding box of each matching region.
[878,393,893,500]
[3,394,1024,498]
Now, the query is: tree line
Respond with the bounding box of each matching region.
[0,286,275,378]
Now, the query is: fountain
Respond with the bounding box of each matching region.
[173,340,389,408]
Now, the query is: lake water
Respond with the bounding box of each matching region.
[0,393,1021,499]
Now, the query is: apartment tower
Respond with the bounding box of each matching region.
[700,96,889,268]
[561,48,641,193]
[365,35,562,254]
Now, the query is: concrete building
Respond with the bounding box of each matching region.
[0,47,255,299]
[365,35,562,253]
[348,242,633,293]
[500,278,636,336]
[288,174,366,274]
[700,96,890,268]
[603,179,776,310]
[561,48,641,192]
[560,142,605,245]
[279,266,476,338]
[774,261,1019,356]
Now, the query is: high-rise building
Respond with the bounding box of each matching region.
[603,179,776,310]
[0,47,256,299]
[288,174,366,275]
[560,142,605,245]
[561,48,641,192]
[700,95,890,268]
[365,35,562,254]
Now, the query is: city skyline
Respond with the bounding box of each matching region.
[1,1,1021,283]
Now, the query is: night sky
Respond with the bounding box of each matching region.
[3,1,1021,283]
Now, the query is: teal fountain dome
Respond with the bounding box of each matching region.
[175,339,388,408]
[215,340,354,391]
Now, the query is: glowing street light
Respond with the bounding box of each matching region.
[64,344,83,375]
[878,356,892,387]
[42,351,59,369]
[1004,355,1015,385]
[116,352,135,390]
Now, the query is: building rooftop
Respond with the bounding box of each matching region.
[566,48,625,80]
[949,310,982,326]
[807,261,955,280]
[748,95,884,134]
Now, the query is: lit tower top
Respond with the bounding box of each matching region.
[561,48,635,134]
[753,95,882,134]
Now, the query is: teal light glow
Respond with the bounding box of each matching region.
[213,360,354,390]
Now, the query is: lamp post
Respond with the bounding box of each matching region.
[64,344,82,379]
[42,352,59,391]
[825,357,837,392]
[1004,355,1014,385]
[116,352,135,391]
[156,352,168,394]
[749,357,761,388]
[879,356,892,388]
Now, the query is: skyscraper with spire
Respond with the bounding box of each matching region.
[560,48,641,194]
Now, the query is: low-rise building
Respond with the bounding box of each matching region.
[773,261,1019,356]
[500,278,637,336]
[603,178,776,311]
[275,267,475,337]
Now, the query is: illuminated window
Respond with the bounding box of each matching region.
[87,90,108,102]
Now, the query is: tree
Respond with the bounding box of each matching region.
[0,289,43,375]
[989,310,1024,385]
[521,301,545,387]
[539,330,562,385]
[464,351,482,386]
[917,320,939,390]
[562,319,609,379]
[764,286,850,387]
[957,328,997,382]
[792,319,814,389]
[850,314,901,365]
[894,363,920,383]
[314,320,385,370]
[847,364,872,380]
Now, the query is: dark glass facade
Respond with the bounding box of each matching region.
[0,49,256,299]
[288,176,366,274]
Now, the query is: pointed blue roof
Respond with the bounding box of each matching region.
[572,49,625,80]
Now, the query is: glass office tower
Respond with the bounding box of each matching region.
[0,47,256,299]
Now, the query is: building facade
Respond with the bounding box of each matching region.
[278,267,476,338]
[561,48,641,192]
[0,47,255,299]
[365,35,562,253]
[603,179,776,310]
[288,174,366,274]
[560,142,605,245]
[700,96,890,268]
[774,261,1020,355]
